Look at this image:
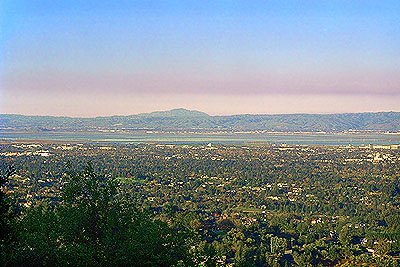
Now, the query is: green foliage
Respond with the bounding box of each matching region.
[339,225,353,247]
[2,142,400,266]
[386,215,400,233]
[0,166,16,264]
[270,236,287,255]
[0,166,15,242]
[234,242,252,267]
[11,202,59,266]
[5,163,193,266]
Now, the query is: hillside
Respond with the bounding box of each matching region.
[1,109,400,132]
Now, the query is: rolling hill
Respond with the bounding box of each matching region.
[1,109,400,132]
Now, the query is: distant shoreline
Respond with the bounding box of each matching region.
[1,131,400,146]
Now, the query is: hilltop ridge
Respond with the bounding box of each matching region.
[137,108,210,118]
[1,109,400,132]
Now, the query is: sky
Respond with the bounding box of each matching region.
[1,0,399,116]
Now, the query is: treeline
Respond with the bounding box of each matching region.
[2,164,400,266]
[0,164,194,266]
[1,143,400,266]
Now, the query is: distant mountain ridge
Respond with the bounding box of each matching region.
[137,108,209,118]
[1,109,400,132]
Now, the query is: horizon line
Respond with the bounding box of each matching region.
[1,109,399,119]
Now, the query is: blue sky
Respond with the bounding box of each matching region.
[1,1,399,116]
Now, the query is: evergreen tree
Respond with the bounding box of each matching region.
[7,163,193,266]
[0,166,16,264]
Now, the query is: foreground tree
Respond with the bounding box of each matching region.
[7,163,192,266]
[0,166,16,264]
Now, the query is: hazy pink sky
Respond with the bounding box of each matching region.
[1,1,399,116]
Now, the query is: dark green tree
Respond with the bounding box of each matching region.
[0,166,15,244]
[8,163,193,266]
[0,166,16,265]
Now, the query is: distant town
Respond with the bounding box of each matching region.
[2,142,400,266]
